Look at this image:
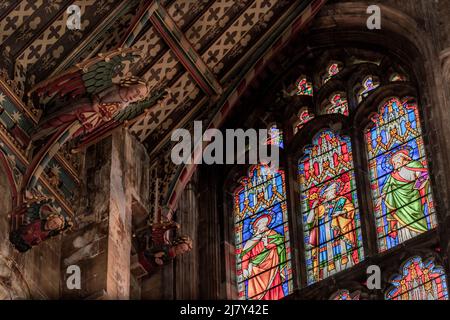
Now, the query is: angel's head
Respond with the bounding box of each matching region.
[44,213,66,231]
[120,76,149,102]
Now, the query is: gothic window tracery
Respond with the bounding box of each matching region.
[322,62,342,84]
[385,256,448,300]
[324,93,349,116]
[357,76,380,103]
[234,165,293,300]
[229,52,443,300]
[296,77,313,96]
[294,108,315,134]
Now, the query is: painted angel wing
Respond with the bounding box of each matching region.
[29,48,141,100]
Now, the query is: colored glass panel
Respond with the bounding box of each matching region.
[386,256,448,300]
[323,63,340,84]
[294,109,315,133]
[330,290,360,300]
[298,130,364,284]
[365,97,437,252]
[357,76,379,103]
[390,73,407,82]
[234,165,293,300]
[266,125,284,149]
[326,93,349,116]
[297,78,313,96]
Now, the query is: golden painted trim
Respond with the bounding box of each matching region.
[0,79,38,124]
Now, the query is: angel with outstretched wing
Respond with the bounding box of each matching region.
[30,48,166,145]
[21,48,168,198]
[8,49,168,253]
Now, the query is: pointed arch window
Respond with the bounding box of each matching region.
[365,97,437,252]
[234,165,293,300]
[385,256,448,300]
[322,62,341,84]
[296,77,313,96]
[325,93,349,116]
[357,76,380,103]
[298,130,364,284]
[294,108,315,134]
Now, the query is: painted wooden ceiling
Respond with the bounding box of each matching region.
[0,0,327,213]
[0,0,324,154]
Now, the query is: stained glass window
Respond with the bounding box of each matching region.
[390,73,407,82]
[330,290,360,300]
[325,93,349,116]
[385,256,448,300]
[297,78,313,96]
[357,76,379,103]
[234,165,293,300]
[298,130,364,284]
[266,124,284,149]
[365,97,437,252]
[294,108,315,134]
[323,63,341,84]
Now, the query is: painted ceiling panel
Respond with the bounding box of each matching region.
[142,50,181,87]
[166,0,210,28]
[27,0,124,89]
[185,0,236,49]
[131,72,199,140]
[195,0,253,54]
[2,1,71,61]
[0,0,43,43]
[0,0,319,154]
[201,0,277,71]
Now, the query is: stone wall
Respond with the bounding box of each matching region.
[60,129,149,299]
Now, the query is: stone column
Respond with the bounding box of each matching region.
[174,175,200,299]
[61,129,149,299]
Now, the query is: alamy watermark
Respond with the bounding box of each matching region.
[171,121,280,171]
[67,5,81,30]
[66,265,81,290]
[367,5,381,30]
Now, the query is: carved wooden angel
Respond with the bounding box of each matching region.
[21,48,168,200]
[9,195,71,252]
[29,48,167,149]
[138,221,193,275]
[8,48,168,253]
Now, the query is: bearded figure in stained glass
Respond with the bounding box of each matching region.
[306,180,359,281]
